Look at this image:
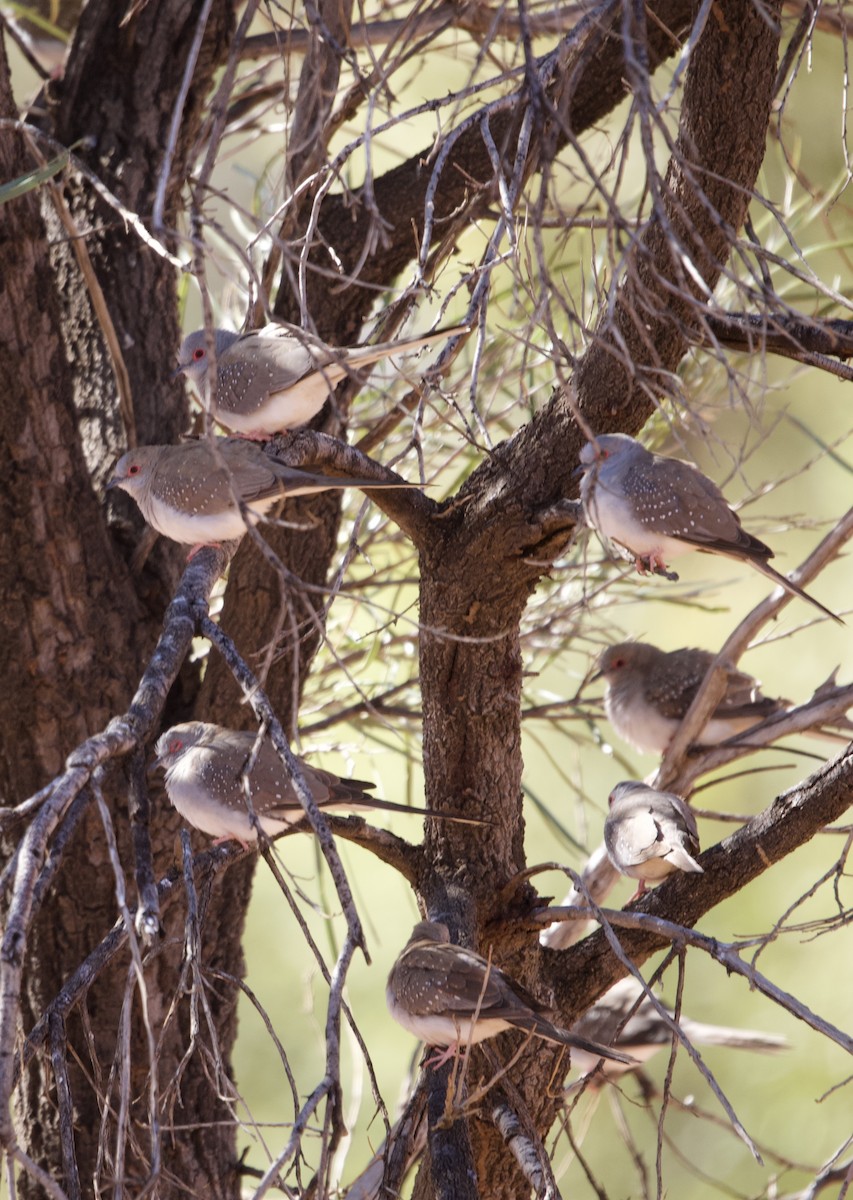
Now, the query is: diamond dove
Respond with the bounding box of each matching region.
[568,976,788,1083]
[578,434,841,624]
[107,437,418,550]
[386,920,635,1069]
[604,780,703,900]
[155,722,439,846]
[594,641,788,754]
[176,321,466,438]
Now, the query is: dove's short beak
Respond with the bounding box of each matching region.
[105,475,121,491]
[572,462,588,479]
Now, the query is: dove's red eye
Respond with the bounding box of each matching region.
[128,464,140,476]
[192,347,206,361]
[169,739,184,754]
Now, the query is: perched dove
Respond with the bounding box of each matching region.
[155,721,435,846]
[107,437,416,550]
[175,321,466,437]
[568,976,788,1082]
[604,780,703,899]
[386,920,635,1069]
[578,434,841,624]
[594,641,786,754]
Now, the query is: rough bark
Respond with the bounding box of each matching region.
[1,3,242,1193]
[3,0,838,1196]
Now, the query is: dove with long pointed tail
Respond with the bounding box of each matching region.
[386,920,635,1069]
[155,722,460,847]
[567,975,788,1083]
[578,434,842,624]
[107,437,419,551]
[175,321,467,437]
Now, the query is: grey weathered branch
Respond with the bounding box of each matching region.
[492,1098,563,1200]
[543,742,853,1029]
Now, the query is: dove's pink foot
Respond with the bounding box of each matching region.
[423,1043,459,1069]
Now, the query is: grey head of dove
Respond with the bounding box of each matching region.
[578,434,841,624]
[567,975,788,1083]
[154,721,439,847]
[385,919,635,1069]
[107,437,419,550]
[593,641,786,755]
[603,780,703,899]
[175,321,466,438]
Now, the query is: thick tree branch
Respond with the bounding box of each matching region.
[266,429,438,545]
[701,311,853,373]
[546,744,853,1017]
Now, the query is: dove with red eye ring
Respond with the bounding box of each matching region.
[106,437,421,555]
[154,722,470,848]
[175,321,467,438]
[577,434,841,624]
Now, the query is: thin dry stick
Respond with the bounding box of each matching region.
[127,748,159,943]
[258,850,392,1166]
[565,873,763,1164]
[48,1012,81,1200]
[151,0,216,231]
[546,906,852,1052]
[671,684,853,794]
[93,776,161,1195]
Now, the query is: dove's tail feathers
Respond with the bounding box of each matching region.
[745,558,843,626]
[667,848,704,875]
[345,323,469,367]
[329,796,484,825]
[679,1019,789,1054]
[512,1016,636,1065]
[278,472,426,497]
